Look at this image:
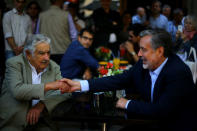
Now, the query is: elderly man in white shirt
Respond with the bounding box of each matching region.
[2,0,32,60]
[0,34,71,131]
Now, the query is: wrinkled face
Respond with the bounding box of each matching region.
[78,31,93,48]
[128,31,138,44]
[138,35,164,70]
[27,42,50,73]
[27,4,39,18]
[151,2,161,15]
[100,0,111,11]
[184,19,195,32]
[15,0,25,13]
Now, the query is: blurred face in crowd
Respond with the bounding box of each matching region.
[162,7,171,18]
[27,3,40,19]
[122,13,131,26]
[27,42,50,73]
[137,7,145,17]
[138,35,164,70]
[184,19,196,32]
[128,31,139,44]
[100,0,111,12]
[79,31,93,48]
[151,2,161,15]
[173,11,183,24]
[15,0,26,13]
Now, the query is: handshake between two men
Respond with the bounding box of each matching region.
[58,78,129,110]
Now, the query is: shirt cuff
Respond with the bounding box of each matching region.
[4,32,12,38]
[80,80,89,92]
[125,100,131,109]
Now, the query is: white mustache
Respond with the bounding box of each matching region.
[41,60,48,64]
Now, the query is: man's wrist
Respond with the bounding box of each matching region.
[80,80,89,92]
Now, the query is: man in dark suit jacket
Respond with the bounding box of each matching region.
[60,29,196,130]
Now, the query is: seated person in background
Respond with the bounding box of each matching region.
[176,15,197,61]
[120,24,145,64]
[60,28,99,80]
[60,29,196,130]
[167,8,184,44]
[121,11,131,33]
[0,34,71,131]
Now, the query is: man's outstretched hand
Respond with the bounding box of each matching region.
[59,78,81,93]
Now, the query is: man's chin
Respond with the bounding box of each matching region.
[142,64,149,69]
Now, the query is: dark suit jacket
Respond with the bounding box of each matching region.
[60,40,99,79]
[88,54,196,130]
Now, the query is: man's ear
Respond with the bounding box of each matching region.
[157,46,164,57]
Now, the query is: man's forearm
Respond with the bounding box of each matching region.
[6,37,17,50]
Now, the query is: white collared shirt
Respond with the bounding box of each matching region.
[149,58,168,103]
[29,63,47,106]
[2,8,32,51]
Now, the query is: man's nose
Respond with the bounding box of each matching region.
[138,50,142,57]
[44,53,50,60]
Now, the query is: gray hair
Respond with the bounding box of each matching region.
[140,29,173,57]
[23,34,51,57]
[137,7,145,13]
[184,15,197,30]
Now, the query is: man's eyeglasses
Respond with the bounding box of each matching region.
[81,36,93,41]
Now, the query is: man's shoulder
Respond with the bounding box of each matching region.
[165,54,191,76]
[3,9,13,18]
[6,54,24,63]
[69,41,84,50]
[6,55,27,69]
[40,6,68,17]
[159,14,168,21]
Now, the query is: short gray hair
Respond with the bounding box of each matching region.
[140,29,173,57]
[184,15,197,30]
[23,34,51,56]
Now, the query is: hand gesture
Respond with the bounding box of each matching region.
[59,78,81,93]
[116,97,128,109]
[125,41,135,53]
[26,102,45,125]
[13,46,24,56]
[44,80,69,92]
[83,68,92,80]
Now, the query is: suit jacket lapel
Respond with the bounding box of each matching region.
[152,60,168,103]
[23,55,32,84]
[143,70,152,102]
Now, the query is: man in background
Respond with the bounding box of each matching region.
[3,0,32,60]
[60,28,99,80]
[39,0,77,64]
